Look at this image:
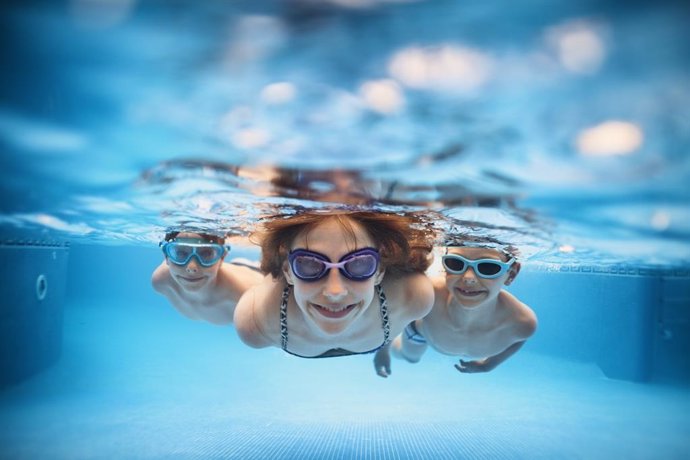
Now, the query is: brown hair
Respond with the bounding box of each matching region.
[253,210,434,279]
[164,231,225,245]
[443,234,520,261]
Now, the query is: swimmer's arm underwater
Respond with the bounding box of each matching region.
[455,311,538,373]
[233,280,276,348]
[454,340,526,373]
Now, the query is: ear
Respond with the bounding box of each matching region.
[282,260,294,285]
[504,262,521,286]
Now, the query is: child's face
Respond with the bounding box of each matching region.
[444,246,518,308]
[283,217,384,336]
[165,232,224,291]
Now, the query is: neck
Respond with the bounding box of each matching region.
[445,292,500,329]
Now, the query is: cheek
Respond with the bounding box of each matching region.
[167,262,183,273]
[445,275,458,289]
[292,282,319,305]
[483,278,503,290]
[352,280,376,303]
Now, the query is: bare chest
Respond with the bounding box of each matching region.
[423,317,516,359]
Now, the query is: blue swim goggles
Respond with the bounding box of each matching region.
[442,254,514,279]
[160,241,230,267]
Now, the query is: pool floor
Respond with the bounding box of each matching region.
[1,299,689,459]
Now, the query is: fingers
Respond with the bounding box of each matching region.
[373,358,391,378]
[455,360,474,373]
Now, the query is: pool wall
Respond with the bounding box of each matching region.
[0,241,69,387]
[510,265,690,383]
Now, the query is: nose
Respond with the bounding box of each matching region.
[461,267,479,284]
[322,268,348,301]
[185,257,200,273]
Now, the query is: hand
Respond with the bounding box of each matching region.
[373,346,392,378]
[454,358,493,373]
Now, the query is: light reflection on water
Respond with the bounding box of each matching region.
[0,0,688,265]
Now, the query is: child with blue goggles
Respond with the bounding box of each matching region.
[152,231,262,325]
[374,241,537,378]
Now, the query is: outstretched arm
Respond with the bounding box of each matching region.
[373,344,392,378]
[455,340,526,373]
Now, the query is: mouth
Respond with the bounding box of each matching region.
[455,287,485,298]
[309,302,359,319]
[179,275,205,283]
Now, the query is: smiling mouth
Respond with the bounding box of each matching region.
[310,302,359,319]
[179,275,205,283]
[456,287,485,297]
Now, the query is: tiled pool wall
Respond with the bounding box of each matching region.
[510,264,690,383]
[1,243,688,387]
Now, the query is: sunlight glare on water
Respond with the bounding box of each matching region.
[0,0,688,266]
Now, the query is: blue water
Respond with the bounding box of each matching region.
[1,0,689,264]
[1,245,689,458]
[1,1,690,458]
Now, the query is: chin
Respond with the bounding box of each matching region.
[177,276,209,290]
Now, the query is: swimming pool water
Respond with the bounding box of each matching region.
[1,1,690,458]
[1,0,689,265]
[2,244,689,458]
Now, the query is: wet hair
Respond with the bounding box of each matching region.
[254,210,434,279]
[164,231,225,245]
[443,234,520,261]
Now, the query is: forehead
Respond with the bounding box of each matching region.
[446,246,507,261]
[291,217,375,251]
[174,232,216,244]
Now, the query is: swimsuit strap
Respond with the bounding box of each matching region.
[376,284,391,346]
[280,285,290,351]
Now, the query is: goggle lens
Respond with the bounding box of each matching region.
[477,262,501,276]
[442,257,465,273]
[292,255,326,279]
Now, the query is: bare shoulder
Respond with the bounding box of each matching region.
[430,275,447,301]
[234,276,280,348]
[383,272,434,320]
[151,262,172,293]
[501,290,537,339]
[219,261,264,290]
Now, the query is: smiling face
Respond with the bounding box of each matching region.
[283,217,384,336]
[165,232,225,292]
[444,246,519,308]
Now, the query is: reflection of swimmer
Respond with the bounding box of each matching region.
[374,241,537,377]
[234,210,435,358]
[152,231,263,325]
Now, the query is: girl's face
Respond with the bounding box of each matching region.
[444,247,517,308]
[283,217,384,336]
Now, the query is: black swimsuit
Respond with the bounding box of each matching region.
[280,284,391,358]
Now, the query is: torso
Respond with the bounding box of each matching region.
[250,273,431,357]
[153,260,262,324]
[420,277,534,359]
[280,284,391,358]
